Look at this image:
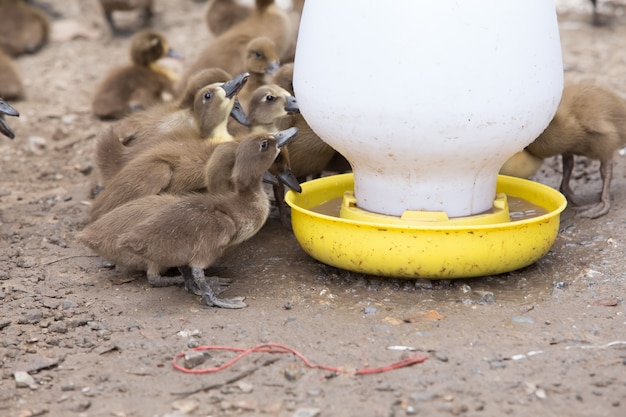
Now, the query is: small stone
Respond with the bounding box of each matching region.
[554,281,567,290]
[512,316,534,324]
[61,382,76,391]
[183,351,210,369]
[461,284,471,293]
[50,322,68,334]
[63,299,78,309]
[362,306,377,314]
[306,387,323,397]
[171,399,199,414]
[292,408,321,417]
[414,279,433,290]
[236,381,254,393]
[476,291,496,304]
[406,405,418,415]
[14,371,37,389]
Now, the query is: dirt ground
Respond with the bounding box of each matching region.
[1,1,626,416]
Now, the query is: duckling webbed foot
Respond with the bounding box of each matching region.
[573,201,611,219]
[178,266,232,296]
[189,267,246,309]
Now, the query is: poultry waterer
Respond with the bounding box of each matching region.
[285,0,567,278]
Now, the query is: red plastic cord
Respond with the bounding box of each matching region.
[172,342,427,375]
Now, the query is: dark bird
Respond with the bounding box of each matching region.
[77,128,298,309]
[0,0,50,57]
[99,0,154,36]
[0,97,19,139]
[91,29,182,120]
[525,83,626,218]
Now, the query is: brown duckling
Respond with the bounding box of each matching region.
[525,83,626,218]
[0,0,50,57]
[205,0,251,37]
[0,97,19,139]
[0,50,24,100]
[93,72,249,194]
[180,0,290,89]
[77,128,298,309]
[236,36,280,112]
[89,73,249,222]
[499,150,544,179]
[92,29,181,120]
[99,0,153,36]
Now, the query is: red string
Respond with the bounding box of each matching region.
[172,342,427,376]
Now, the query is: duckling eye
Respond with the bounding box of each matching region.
[254,51,264,59]
[203,91,213,101]
[260,139,269,152]
[265,94,275,102]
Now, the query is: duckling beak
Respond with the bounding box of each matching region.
[284,96,299,114]
[221,72,250,99]
[262,171,279,185]
[0,117,16,140]
[0,99,19,117]
[273,127,298,148]
[277,167,302,193]
[0,100,19,140]
[166,48,184,60]
[230,99,250,126]
[266,60,280,76]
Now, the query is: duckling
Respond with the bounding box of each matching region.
[92,29,181,120]
[89,73,248,222]
[93,72,249,193]
[0,0,50,57]
[0,50,24,100]
[236,36,280,112]
[525,83,626,219]
[77,128,298,309]
[205,0,251,36]
[180,0,290,89]
[0,97,19,139]
[499,150,545,179]
[99,0,153,36]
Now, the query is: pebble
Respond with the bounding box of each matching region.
[14,371,38,389]
[183,351,210,369]
[362,306,377,314]
[292,408,321,417]
[512,316,535,324]
[236,381,254,393]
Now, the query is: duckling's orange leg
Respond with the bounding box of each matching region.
[190,267,247,309]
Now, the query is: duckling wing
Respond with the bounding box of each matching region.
[89,158,176,222]
[118,197,239,269]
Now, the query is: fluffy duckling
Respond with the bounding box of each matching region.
[0,50,24,100]
[94,73,249,194]
[180,0,290,89]
[77,128,298,309]
[89,73,249,222]
[0,97,19,139]
[205,0,251,37]
[236,36,280,112]
[525,83,626,219]
[99,0,153,36]
[499,150,544,179]
[92,29,181,120]
[0,0,50,57]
